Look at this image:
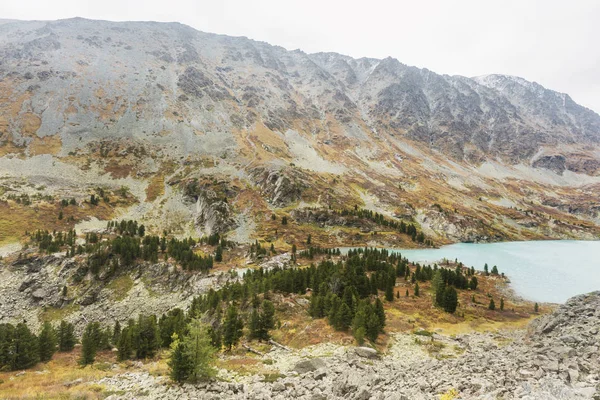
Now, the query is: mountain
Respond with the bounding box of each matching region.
[0,17,599,245]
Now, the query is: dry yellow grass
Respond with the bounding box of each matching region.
[0,350,114,400]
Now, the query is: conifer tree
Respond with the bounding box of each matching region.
[259,300,276,339]
[169,336,192,383]
[488,298,496,311]
[222,305,243,350]
[215,246,223,262]
[385,279,394,302]
[469,276,478,290]
[374,298,386,332]
[534,303,539,313]
[365,313,380,342]
[182,319,216,381]
[58,320,76,352]
[13,323,40,370]
[414,282,420,297]
[117,327,133,361]
[491,265,499,275]
[443,287,458,314]
[500,298,505,311]
[80,322,98,365]
[336,303,353,331]
[38,321,57,362]
[113,320,121,345]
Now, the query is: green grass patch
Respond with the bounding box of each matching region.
[106,275,134,301]
[39,304,80,322]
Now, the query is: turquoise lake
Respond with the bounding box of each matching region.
[344,241,600,303]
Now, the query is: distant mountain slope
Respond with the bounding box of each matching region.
[0,17,599,243]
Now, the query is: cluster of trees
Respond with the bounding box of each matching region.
[0,320,76,371]
[31,222,228,278]
[60,198,77,207]
[336,207,434,245]
[107,220,145,237]
[30,230,77,253]
[297,246,341,260]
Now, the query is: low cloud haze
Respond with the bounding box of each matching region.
[4,0,600,113]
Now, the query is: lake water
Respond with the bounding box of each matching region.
[344,241,600,304]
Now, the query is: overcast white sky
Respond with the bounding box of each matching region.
[4,0,600,113]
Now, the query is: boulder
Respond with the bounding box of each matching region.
[355,347,379,359]
[294,358,326,374]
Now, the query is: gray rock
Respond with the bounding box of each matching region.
[294,358,326,374]
[355,347,379,359]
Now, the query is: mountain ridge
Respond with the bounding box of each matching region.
[0,17,599,244]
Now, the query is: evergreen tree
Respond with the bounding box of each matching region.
[500,298,505,311]
[259,300,276,340]
[132,315,161,359]
[469,276,478,290]
[215,246,223,262]
[484,263,489,276]
[306,234,311,245]
[80,322,98,365]
[117,327,133,361]
[182,319,217,381]
[414,282,420,297]
[365,313,380,342]
[169,337,192,383]
[385,279,394,302]
[488,298,496,311]
[249,308,261,340]
[491,265,499,275]
[442,287,458,314]
[38,321,57,362]
[222,305,243,350]
[374,298,386,332]
[405,289,409,297]
[336,303,353,331]
[534,303,539,313]
[57,320,76,352]
[13,323,40,370]
[113,320,122,346]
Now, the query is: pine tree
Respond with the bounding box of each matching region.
[443,287,458,314]
[374,298,386,332]
[500,298,505,311]
[488,298,496,311]
[215,246,223,262]
[182,319,217,381]
[13,323,39,370]
[80,322,98,365]
[113,321,121,345]
[222,305,243,350]
[491,265,499,275]
[259,300,276,340]
[365,313,380,342]
[58,320,76,352]
[484,263,489,276]
[534,303,539,313]
[306,234,311,245]
[132,315,161,359]
[169,337,192,383]
[249,308,261,340]
[414,282,420,297]
[336,303,353,331]
[405,289,409,297]
[469,276,478,290]
[117,327,133,361]
[38,321,57,362]
[385,279,394,302]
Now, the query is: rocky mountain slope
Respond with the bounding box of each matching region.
[1,17,600,245]
[94,291,600,399]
